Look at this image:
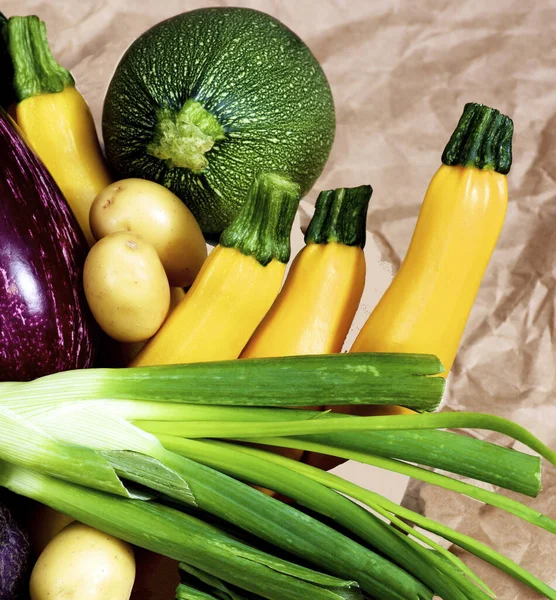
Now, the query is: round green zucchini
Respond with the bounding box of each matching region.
[102,7,335,239]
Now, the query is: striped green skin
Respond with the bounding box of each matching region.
[102,7,336,239]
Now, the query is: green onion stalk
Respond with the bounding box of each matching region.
[0,462,361,600]
[0,353,446,411]
[0,402,431,600]
[1,357,556,599]
[119,404,541,497]
[211,441,556,600]
[226,435,556,535]
[159,435,491,600]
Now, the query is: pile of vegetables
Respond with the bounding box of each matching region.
[0,6,554,600]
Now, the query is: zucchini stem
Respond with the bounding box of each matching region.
[7,15,74,101]
[441,102,513,174]
[305,185,372,248]
[147,99,226,172]
[220,172,300,265]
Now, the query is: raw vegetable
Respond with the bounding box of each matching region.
[29,522,136,600]
[102,7,335,238]
[0,493,31,599]
[0,106,97,381]
[241,185,370,358]
[0,465,367,600]
[1,360,556,598]
[84,232,171,343]
[130,172,301,367]
[218,442,556,600]
[351,102,512,375]
[90,178,207,287]
[6,15,112,245]
[13,353,445,411]
[134,405,540,496]
[162,437,490,600]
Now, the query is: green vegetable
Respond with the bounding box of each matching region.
[0,378,432,600]
[122,403,542,496]
[177,563,292,600]
[3,353,445,412]
[0,463,360,600]
[2,359,556,599]
[160,436,490,600]
[238,435,556,535]
[222,442,556,600]
[102,7,336,238]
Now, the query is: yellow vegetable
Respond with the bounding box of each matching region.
[30,522,135,600]
[8,17,111,245]
[242,185,370,358]
[90,178,207,286]
[351,103,513,382]
[84,232,170,343]
[131,173,300,367]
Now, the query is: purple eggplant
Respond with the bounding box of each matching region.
[0,107,97,381]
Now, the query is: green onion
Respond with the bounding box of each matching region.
[178,563,269,600]
[159,435,491,600]
[0,405,128,496]
[11,403,431,600]
[227,443,556,600]
[0,462,362,600]
[0,353,445,411]
[176,583,220,600]
[238,436,556,535]
[114,403,540,496]
[134,411,556,466]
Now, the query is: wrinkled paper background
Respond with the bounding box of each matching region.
[5,0,556,597]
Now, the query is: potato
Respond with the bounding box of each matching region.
[90,178,207,286]
[84,232,170,343]
[29,522,135,600]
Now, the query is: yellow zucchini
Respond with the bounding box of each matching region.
[131,173,300,367]
[242,185,370,358]
[351,103,513,383]
[8,16,111,245]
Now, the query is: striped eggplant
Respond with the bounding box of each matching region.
[0,107,97,381]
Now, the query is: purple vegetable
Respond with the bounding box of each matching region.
[0,496,31,599]
[0,107,97,381]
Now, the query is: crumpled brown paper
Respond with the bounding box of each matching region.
[5,0,555,597]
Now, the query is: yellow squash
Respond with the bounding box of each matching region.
[8,16,111,245]
[241,242,365,357]
[242,186,371,359]
[131,173,300,367]
[351,103,513,391]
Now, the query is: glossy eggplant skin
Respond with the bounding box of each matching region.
[0,107,97,381]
